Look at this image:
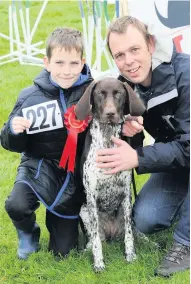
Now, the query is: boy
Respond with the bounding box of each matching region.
[1,27,93,259]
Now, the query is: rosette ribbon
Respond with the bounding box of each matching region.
[59,105,90,173]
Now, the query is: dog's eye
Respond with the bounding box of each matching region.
[97,91,107,97]
[114,92,122,98]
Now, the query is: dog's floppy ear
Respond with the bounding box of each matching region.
[75,81,97,120]
[123,82,146,116]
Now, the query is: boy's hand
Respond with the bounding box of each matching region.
[122,116,144,137]
[11,116,31,134]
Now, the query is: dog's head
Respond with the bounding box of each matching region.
[75,77,145,124]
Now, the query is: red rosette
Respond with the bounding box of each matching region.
[64,105,90,132]
[59,105,90,173]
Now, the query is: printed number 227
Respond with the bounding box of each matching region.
[26,103,56,131]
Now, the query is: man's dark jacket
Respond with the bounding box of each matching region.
[120,47,190,175]
[1,65,93,217]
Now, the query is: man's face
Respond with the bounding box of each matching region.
[44,47,85,89]
[109,25,155,87]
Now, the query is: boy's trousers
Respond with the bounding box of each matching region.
[5,182,79,256]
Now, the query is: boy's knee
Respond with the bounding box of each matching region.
[48,233,78,258]
[5,196,28,221]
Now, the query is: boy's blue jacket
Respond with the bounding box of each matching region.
[1,64,93,217]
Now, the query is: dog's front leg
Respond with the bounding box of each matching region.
[122,189,136,262]
[80,205,93,249]
[87,192,105,272]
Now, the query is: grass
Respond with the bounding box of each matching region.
[0,1,189,283]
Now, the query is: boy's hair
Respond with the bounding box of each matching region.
[107,16,151,55]
[46,27,84,59]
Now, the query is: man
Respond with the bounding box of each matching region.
[96,16,190,277]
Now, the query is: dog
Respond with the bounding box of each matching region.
[75,77,145,272]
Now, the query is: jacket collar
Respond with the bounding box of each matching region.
[151,35,173,70]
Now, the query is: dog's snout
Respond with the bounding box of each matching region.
[105,103,117,117]
[104,107,119,123]
[106,111,115,117]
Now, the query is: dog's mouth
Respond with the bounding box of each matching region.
[92,112,124,125]
[98,118,124,125]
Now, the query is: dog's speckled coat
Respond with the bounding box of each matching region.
[80,120,136,271]
[76,78,145,272]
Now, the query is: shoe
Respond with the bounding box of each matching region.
[17,223,40,260]
[155,241,190,277]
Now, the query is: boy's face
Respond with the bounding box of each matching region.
[44,47,85,89]
[109,25,155,87]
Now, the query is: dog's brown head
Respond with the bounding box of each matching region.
[75,77,145,124]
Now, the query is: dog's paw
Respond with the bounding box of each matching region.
[125,252,136,263]
[94,262,105,272]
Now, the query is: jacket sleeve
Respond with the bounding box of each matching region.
[136,55,190,174]
[1,90,28,153]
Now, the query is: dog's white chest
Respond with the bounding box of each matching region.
[83,120,131,211]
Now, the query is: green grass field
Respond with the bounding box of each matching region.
[0,1,189,283]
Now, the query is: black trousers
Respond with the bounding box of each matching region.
[5,182,79,257]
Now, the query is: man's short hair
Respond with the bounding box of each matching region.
[107,16,151,55]
[46,27,84,59]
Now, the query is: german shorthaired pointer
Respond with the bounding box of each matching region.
[75,77,145,272]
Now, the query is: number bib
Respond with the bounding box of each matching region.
[22,100,63,134]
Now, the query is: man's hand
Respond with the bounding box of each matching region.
[123,116,144,137]
[11,116,31,134]
[96,136,139,174]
